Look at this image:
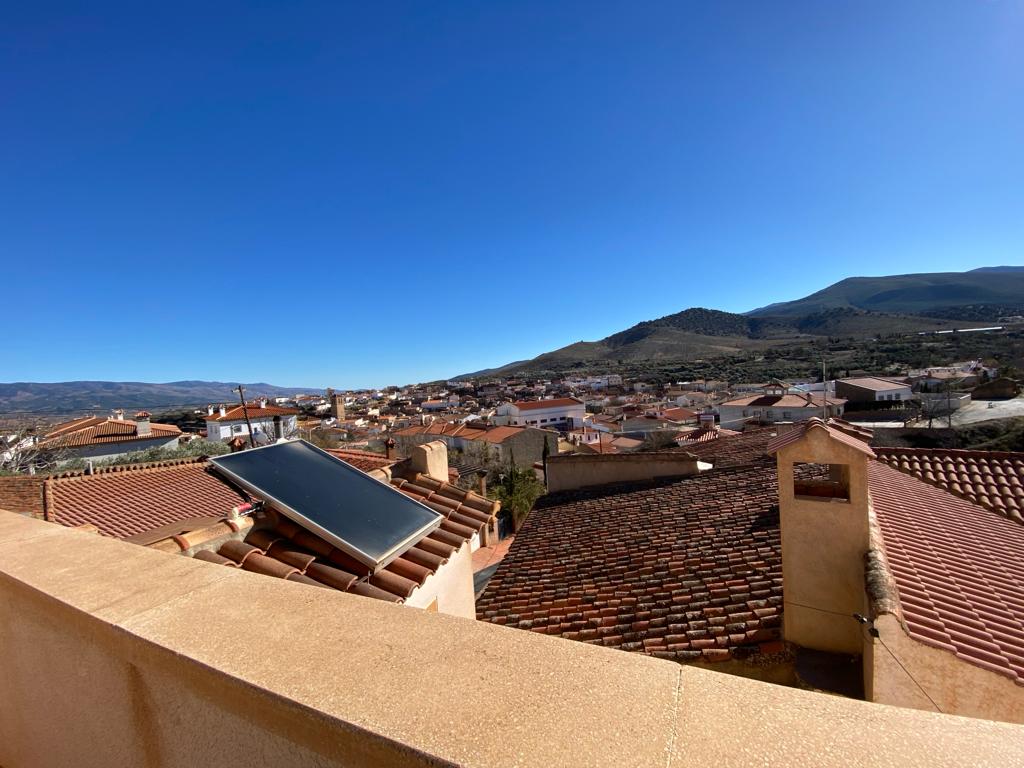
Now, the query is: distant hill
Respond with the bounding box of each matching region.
[461,266,1022,378]
[468,307,960,377]
[747,269,1024,317]
[0,380,321,417]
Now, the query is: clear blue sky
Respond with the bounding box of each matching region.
[2,2,1021,388]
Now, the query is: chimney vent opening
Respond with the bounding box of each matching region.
[793,462,850,502]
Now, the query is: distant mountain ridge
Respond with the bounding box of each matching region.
[0,380,321,417]
[747,268,1024,317]
[462,266,1023,377]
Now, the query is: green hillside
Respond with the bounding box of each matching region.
[748,270,1024,317]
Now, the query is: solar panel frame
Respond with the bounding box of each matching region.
[209,440,443,572]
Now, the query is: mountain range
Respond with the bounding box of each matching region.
[462,267,1024,377]
[0,381,320,417]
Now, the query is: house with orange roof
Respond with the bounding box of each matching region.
[204,399,299,444]
[392,419,557,469]
[717,381,845,429]
[38,410,181,464]
[18,439,498,619]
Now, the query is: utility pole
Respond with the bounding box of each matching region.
[236,384,257,449]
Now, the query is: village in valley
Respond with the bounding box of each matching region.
[4,3,1024,765]
[3,321,1024,736]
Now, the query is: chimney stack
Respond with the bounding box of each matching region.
[769,419,875,655]
[112,409,124,421]
[385,437,396,460]
[219,404,227,417]
[207,404,215,416]
[135,411,152,437]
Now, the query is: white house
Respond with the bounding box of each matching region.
[38,411,181,465]
[718,382,846,429]
[204,401,300,444]
[493,397,586,431]
[834,377,913,405]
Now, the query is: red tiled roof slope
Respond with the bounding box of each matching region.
[476,464,783,662]
[512,398,583,411]
[875,447,1024,523]
[870,461,1024,685]
[670,427,776,468]
[191,510,474,604]
[327,448,396,473]
[171,474,498,604]
[0,475,44,516]
[40,417,181,448]
[45,459,249,538]
[206,404,299,421]
[393,421,531,444]
[677,427,741,445]
[767,418,876,458]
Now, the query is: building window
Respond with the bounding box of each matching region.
[232,424,243,433]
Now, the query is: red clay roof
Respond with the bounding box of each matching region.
[875,448,1024,523]
[669,427,776,468]
[206,404,299,422]
[393,421,530,444]
[154,473,498,605]
[326,448,396,473]
[476,464,783,663]
[838,377,909,392]
[512,398,583,412]
[0,475,44,516]
[677,427,742,445]
[40,416,181,449]
[869,461,1024,685]
[44,459,249,539]
[766,418,876,458]
[660,407,698,422]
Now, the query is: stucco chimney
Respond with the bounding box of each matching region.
[112,409,124,421]
[769,419,875,655]
[207,404,215,416]
[135,411,152,437]
[385,437,396,460]
[219,404,227,417]
[410,440,449,483]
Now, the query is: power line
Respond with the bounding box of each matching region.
[788,601,944,713]
[874,629,944,714]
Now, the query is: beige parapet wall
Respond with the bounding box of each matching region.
[545,451,699,492]
[1,511,1022,768]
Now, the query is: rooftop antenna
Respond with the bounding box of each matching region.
[822,358,827,421]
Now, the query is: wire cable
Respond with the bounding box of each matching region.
[787,600,944,713]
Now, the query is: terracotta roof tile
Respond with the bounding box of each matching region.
[669,426,776,468]
[205,404,299,422]
[0,475,44,516]
[766,418,876,458]
[44,458,249,539]
[476,464,784,663]
[39,416,181,449]
[512,398,584,412]
[326,448,396,473]
[870,461,1024,684]
[393,421,534,444]
[875,447,1024,523]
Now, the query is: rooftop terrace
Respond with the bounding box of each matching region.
[1,510,1022,767]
